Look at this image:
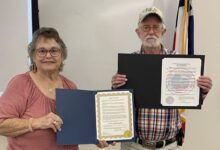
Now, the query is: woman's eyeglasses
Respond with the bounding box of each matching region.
[36,47,61,57]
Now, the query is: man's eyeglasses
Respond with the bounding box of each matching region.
[36,47,61,57]
[140,25,163,33]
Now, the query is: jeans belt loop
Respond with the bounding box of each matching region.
[162,140,166,148]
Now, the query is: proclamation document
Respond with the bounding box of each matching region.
[95,91,134,141]
[161,58,201,106]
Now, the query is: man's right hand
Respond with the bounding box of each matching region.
[111,73,127,89]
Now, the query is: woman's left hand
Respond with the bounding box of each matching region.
[32,112,63,133]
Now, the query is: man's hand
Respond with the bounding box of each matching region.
[97,140,116,149]
[197,76,212,94]
[111,74,127,89]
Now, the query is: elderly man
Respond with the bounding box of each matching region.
[98,7,212,150]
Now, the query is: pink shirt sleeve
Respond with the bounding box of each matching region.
[0,74,30,122]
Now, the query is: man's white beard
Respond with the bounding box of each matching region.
[142,35,161,48]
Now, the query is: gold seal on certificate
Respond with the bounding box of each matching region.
[123,130,132,138]
[95,91,134,141]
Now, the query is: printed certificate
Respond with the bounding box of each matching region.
[161,58,201,106]
[95,91,134,141]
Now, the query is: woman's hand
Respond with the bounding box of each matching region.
[111,73,127,89]
[32,112,63,132]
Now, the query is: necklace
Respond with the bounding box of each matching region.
[48,87,63,93]
[48,88,54,93]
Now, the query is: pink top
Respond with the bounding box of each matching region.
[0,72,79,150]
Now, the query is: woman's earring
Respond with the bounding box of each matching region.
[31,63,37,72]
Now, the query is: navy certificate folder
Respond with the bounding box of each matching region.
[56,89,97,144]
[56,89,135,145]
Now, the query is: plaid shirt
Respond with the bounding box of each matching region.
[134,46,182,142]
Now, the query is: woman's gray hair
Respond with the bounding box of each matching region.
[28,27,67,72]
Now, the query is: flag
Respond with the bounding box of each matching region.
[173,0,194,142]
[173,0,194,55]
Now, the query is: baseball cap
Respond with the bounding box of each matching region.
[138,7,164,24]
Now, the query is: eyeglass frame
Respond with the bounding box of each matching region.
[35,47,61,57]
[139,24,165,33]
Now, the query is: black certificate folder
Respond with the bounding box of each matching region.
[56,89,135,145]
[118,54,205,109]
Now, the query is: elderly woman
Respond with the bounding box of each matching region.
[0,27,78,150]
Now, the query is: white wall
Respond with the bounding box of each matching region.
[0,0,29,92]
[182,0,220,149]
[0,0,220,150]
[0,0,29,149]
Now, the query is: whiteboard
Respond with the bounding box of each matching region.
[38,0,178,90]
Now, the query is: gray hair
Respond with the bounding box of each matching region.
[28,27,67,72]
